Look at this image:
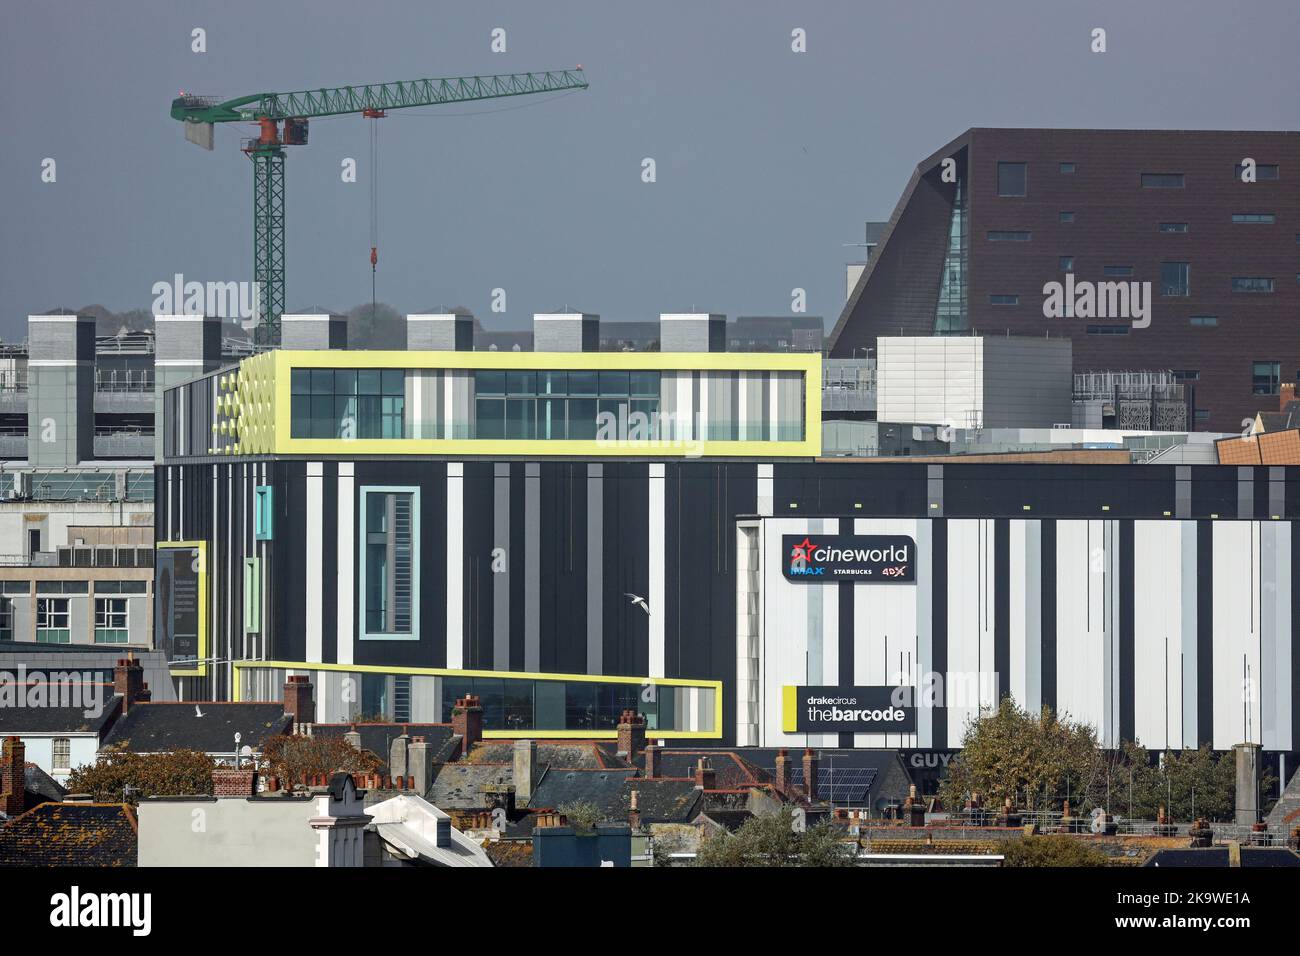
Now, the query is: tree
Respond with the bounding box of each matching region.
[258,734,381,787]
[66,746,216,805]
[939,698,1105,812]
[694,808,854,867]
[1000,836,1110,867]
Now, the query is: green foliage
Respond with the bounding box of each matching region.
[940,700,1246,822]
[939,698,1104,812]
[66,746,216,805]
[557,800,602,833]
[1000,836,1110,868]
[258,734,381,787]
[694,808,854,867]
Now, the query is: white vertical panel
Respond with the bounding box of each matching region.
[1263,523,1292,751]
[1134,521,1182,750]
[305,462,323,664]
[1056,520,1108,741]
[945,519,994,745]
[445,463,464,668]
[648,463,665,678]
[1213,522,1262,749]
[761,518,810,746]
[336,464,355,666]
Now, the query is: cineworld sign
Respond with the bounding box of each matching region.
[783,686,918,734]
[782,534,916,583]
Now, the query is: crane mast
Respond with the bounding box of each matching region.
[171,69,589,344]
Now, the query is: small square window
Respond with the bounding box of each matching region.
[1059,211,1075,223]
[254,486,273,540]
[1059,256,1074,271]
[1059,162,1076,174]
[1159,222,1189,234]
[1161,262,1190,296]
[52,738,71,771]
[1104,265,1134,278]
[989,294,1019,306]
[1142,172,1185,189]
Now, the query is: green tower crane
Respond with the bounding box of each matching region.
[170,68,589,344]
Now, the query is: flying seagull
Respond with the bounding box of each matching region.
[623,592,650,615]
[195,705,205,718]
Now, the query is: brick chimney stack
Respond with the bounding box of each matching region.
[113,658,150,714]
[212,767,259,798]
[628,789,642,831]
[451,695,483,758]
[694,757,716,791]
[774,748,791,794]
[643,744,660,779]
[802,748,819,801]
[283,675,315,733]
[1,736,25,816]
[616,709,646,762]
[1280,382,1296,411]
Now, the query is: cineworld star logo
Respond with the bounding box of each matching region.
[789,537,818,572]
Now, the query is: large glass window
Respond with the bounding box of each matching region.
[290,368,405,439]
[997,162,1027,197]
[94,597,129,644]
[362,488,418,639]
[472,369,661,441]
[1160,262,1190,296]
[1253,361,1281,395]
[36,597,70,643]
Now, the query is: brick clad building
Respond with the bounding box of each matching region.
[830,128,1300,433]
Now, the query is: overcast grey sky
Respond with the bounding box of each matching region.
[1,0,1297,340]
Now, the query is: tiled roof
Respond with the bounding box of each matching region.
[0,802,137,867]
[621,778,702,823]
[102,702,291,754]
[24,764,68,806]
[426,764,514,809]
[528,768,637,813]
[637,749,772,789]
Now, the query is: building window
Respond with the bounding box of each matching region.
[1172,370,1200,382]
[290,368,406,440]
[52,738,71,771]
[36,597,70,643]
[94,597,129,644]
[1059,211,1075,223]
[986,231,1031,241]
[1190,315,1219,327]
[1232,213,1275,224]
[1059,162,1076,174]
[1232,277,1274,293]
[474,369,661,441]
[1195,410,1211,422]
[361,487,419,641]
[989,294,1019,306]
[0,596,11,641]
[1160,262,1190,296]
[1142,172,1185,188]
[997,162,1027,197]
[1159,222,1189,233]
[1086,325,1130,336]
[1059,256,1074,271]
[1235,163,1279,181]
[254,486,273,540]
[1104,265,1134,277]
[1253,362,1282,395]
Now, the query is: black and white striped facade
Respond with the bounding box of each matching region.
[156,459,1300,759]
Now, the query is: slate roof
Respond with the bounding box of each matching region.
[24,764,68,806]
[313,723,458,772]
[426,763,514,809]
[0,802,137,867]
[636,749,772,789]
[465,740,632,770]
[621,778,702,823]
[528,768,638,814]
[0,693,121,735]
[101,702,291,753]
[1145,847,1300,867]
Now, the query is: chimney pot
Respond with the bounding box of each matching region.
[451,695,484,758]
[616,709,647,762]
[801,748,819,802]
[694,757,716,791]
[282,674,315,733]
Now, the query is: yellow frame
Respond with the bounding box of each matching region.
[237,349,821,458]
[157,541,208,678]
[233,659,723,740]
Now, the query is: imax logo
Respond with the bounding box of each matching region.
[1042,273,1151,329]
